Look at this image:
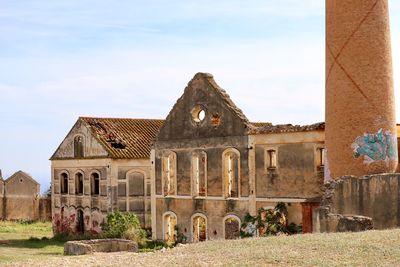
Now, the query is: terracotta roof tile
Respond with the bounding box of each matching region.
[249,122,325,134]
[81,117,164,159]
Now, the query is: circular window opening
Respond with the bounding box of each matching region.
[191,105,206,123]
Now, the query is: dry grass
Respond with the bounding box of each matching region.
[0,221,64,264]
[5,228,400,267]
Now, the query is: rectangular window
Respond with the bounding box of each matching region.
[267,149,277,169]
[318,148,325,167]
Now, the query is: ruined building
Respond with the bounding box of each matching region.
[50,117,163,234]
[314,0,400,232]
[0,170,49,221]
[151,73,325,241]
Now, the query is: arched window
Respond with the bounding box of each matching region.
[60,173,69,194]
[191,213,207,242]
[90,172,100,196]
[192,152,207,197]
[75,172,84,195]
[162,152,177,196]
[74,136,84,158]
[223,149,240,198]
[163,212,177,243]
[223,215,241,240]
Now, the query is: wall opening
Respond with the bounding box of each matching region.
[192,215,207,242]
[75,172,84,195]
[91,172,100,196]
[192,152,207,197]
[266,149,277,169]
[223,150,239,198]
[76,209,85,234]
[224,216,240,240]
[74,136,84,158]
[163,213,177,243]
[162,152,176,196]
[60,173,69,194]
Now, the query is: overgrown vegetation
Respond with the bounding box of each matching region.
[240,202,302,238]
[101,212,147,246]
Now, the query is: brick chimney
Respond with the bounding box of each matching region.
[325,0,397,180]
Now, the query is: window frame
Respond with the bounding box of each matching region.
[191,151,207,198]
[162,151,177,197]
[222,148,240,199]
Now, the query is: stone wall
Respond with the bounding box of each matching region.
[314,174,400,232]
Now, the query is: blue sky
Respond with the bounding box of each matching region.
[1,1,400,192]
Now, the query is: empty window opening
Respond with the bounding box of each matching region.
[91,172,100,196]
[192,215,207,242]
[76,209,84,234]
[75,172,84,195]
[164,213,177,243]
[162,153,176,196]
[224,151,239,198]
[267,149,277,169]
[192,152,207,197]
[74,136,84,158]
[191,105,206,123]
[318,148,325,167]
[224,217,240,240]
[60,173,69,194]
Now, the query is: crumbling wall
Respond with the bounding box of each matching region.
[314,174,400,232]
[39,197,52,221]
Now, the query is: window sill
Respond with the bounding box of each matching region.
[193,196,206,199]
[225,197,239,200]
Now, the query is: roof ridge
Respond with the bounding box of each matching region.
[79,116,164,121]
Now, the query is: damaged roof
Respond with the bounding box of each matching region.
[249,122,325,134]
[81,117,164,159]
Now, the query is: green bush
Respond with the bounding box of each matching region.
[102,212,147,245]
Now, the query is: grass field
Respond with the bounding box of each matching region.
[0,221,64,264]
[2,221,400,266]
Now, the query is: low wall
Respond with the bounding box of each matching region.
[64,239,138,255]
[314,173,400,232]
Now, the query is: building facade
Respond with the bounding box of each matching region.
[151,73,325,242]
[51,117,163,234]
[0,170,43,221]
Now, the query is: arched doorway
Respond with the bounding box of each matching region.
[76,209,85,234]
[163,212,177,243]
[224,215,241,239]
[192,214,207,242]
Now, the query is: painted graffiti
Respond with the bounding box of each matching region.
[352,129,397,164]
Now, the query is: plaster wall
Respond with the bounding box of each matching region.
[315,174,400,231]
[250,131,324,199]
[52,158,151,234]
[4,173,40,220]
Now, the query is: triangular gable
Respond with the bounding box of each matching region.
[157,73,254,141]
[5,170,39,186]
[50,118,109,160]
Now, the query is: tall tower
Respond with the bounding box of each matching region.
[325,0,397,179]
